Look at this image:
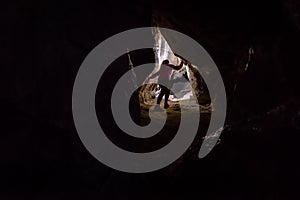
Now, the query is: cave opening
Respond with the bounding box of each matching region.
[138,27,211,110]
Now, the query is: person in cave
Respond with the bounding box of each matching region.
[150,59,185,109]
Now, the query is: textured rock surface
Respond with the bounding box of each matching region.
[2,0,300,199]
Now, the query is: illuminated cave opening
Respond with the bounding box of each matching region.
[139,27,210,107]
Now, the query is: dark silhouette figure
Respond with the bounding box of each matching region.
[151,59,184,109]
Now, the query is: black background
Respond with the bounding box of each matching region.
[1,0,300,199]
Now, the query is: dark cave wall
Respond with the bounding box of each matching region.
[1,0,153,194]
[148,2,300,198]
[2,0,300,199]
